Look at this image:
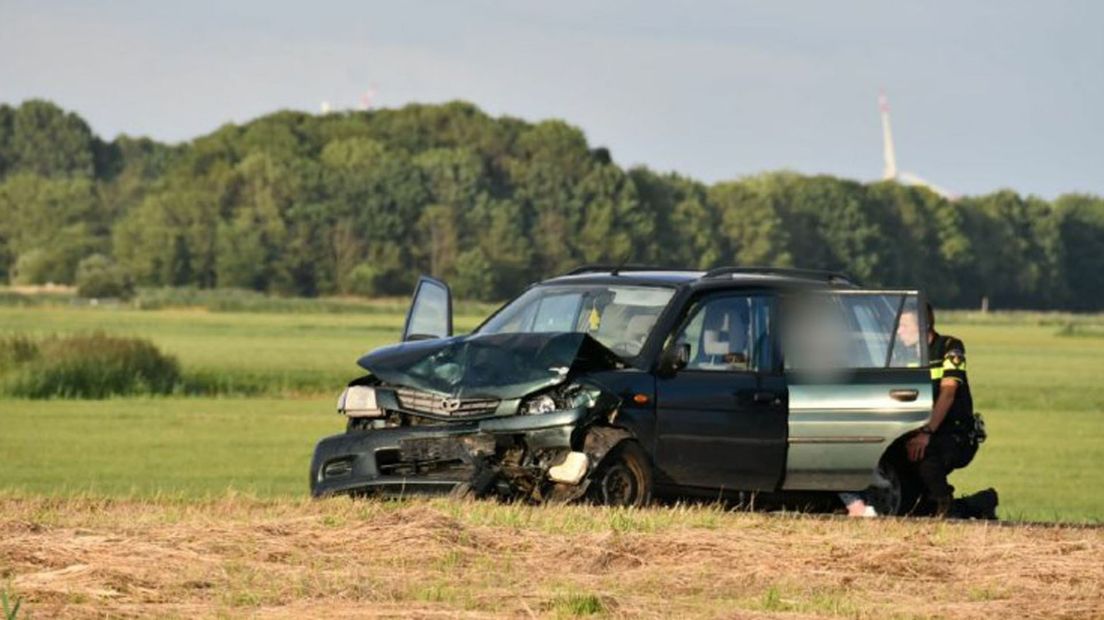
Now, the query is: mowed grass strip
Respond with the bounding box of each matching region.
[1,495,1101,619]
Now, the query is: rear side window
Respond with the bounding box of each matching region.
[782,292,923,370]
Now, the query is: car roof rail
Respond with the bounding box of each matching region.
[702,266,856,285]
[564,264,701,276]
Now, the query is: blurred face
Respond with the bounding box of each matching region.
[897,311,920,347]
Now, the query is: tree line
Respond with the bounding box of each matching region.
[1,99,1102,309]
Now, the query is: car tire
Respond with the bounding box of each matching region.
[865,459,904,516]
[449,481,476,500]
[586,441,653,507]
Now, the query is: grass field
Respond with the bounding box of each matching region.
[2,496,1102,618]
[0,304,1102,523]
[1,302,1103,619]
[0,305,489,394]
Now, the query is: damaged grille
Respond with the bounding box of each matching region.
[393,387,500,418]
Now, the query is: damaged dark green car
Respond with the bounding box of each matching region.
[310,267,934,512]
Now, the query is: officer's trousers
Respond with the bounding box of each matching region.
[916,432,978,502]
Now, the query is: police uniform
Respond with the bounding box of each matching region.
[915,332,980,510]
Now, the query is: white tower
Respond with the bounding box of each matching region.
[877,91,956,200]
[879,91,898,181]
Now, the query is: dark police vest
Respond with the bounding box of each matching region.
[929,332,975,436]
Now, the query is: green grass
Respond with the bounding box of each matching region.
[0,397,340,496]
[942,321,1104,523]
[1,589,21,620]
[0,306,487,395]
[0,285,501,316]
[0,306,1101,522]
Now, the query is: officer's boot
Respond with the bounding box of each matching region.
[932,495,954,518]
[955,488,999,520]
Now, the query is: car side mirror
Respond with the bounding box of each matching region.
[660,342,691,375]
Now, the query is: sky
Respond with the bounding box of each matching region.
[2,0,1102,198]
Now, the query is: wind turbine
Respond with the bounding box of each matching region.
[879,91,956,200]
[359,85,379,111]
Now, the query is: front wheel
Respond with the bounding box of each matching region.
[586,441,653,507]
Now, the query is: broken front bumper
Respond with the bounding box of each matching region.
[309,407,589,497]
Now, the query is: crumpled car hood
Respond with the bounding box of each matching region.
[356,332,624,399]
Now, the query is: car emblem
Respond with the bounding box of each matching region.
[440,397,462,413]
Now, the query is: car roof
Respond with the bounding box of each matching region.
[540,265,858,289]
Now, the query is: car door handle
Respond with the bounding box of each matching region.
[889,389,919,402]
[752,391,779,404]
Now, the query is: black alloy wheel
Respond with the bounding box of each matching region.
[587,441,653,507]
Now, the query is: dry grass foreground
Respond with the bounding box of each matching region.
[1,496,1101,619]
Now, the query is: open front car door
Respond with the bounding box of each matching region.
[402,276,453,341]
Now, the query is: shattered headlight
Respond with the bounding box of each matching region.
[521,393,558,415]
[567,386,599,409]
[520,385,601,415]
[337,386,383,418]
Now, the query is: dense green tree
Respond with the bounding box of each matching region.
[0,174,104,283]
[709,180,792,269]
[413,147,487,279]
[574,165,651,264]
[465,197,533,296]
[1051,194,1104,310]
[112,188,220,287]
[956,190,1055,309]
[319,137,428,294]
[8,100,96,178]
[0,105,13,178]
[0,98,1101,308]
[452,248,495,300]
[630,169,719,269]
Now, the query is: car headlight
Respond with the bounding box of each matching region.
[568,387,598,409]
[338,386,383,418]
[521,394,558,415]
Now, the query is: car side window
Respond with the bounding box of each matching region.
[673,295,772,372]
[782,293,923,370]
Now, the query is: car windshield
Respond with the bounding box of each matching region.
[476,284,676,358]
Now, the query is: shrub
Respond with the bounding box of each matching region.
[345,263,385,297]
[0,332,180,398]
[0,335,40,375]
[9,249,52,285]
[75,254,135,299]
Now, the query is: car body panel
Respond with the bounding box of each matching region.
[311,407,592,497]
[655,371,787,490]
[356,331,622,401]
[783,371,932,490]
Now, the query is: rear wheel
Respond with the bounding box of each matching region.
[865,460,904,516]
[586,441,653,507]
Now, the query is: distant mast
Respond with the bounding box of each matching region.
[877,91,956,200]
[879,91,898,180]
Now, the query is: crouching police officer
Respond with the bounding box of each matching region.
[904,303,996,518]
